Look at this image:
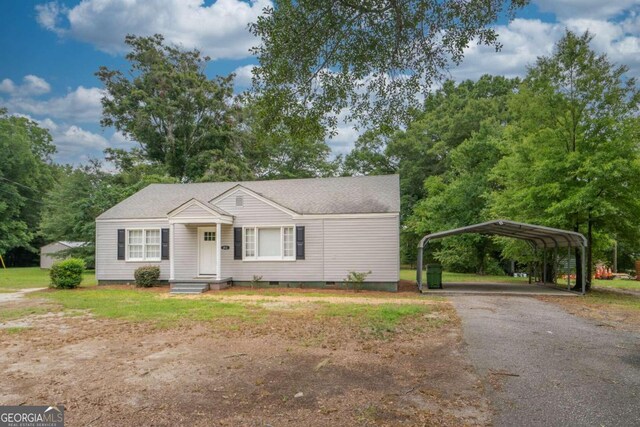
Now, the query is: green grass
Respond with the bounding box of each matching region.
[2,326,30,334]
[580,289,640,310]
[401,268,528,284]
[33,288,261,327]
[0,267,96,290]
[401,268,640,291]
[0,305,59,322]
[25,285,442,335]
[317,302,436,335]
[219,288,423,299]
[592,278,640,291]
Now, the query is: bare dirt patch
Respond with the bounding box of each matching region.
[538,292,640,332]
[0,296,489,426]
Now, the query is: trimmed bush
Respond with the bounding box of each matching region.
[50,258,85,289]
[134,266,160,288]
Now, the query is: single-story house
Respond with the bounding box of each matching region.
[95,174,400,292]
[40,241,87,269]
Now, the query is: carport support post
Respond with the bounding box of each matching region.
[543,246,547,285]
[581,245,586,295]
[567,245,571,290]
[416,245,424,292]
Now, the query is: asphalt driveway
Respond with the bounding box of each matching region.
[451,295,640,427]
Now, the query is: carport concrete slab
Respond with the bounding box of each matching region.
[423,282,578,296]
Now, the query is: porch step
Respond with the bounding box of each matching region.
[170,283,209,294]
[209,282,231,291]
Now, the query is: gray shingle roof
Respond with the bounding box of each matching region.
[97,175,400,220]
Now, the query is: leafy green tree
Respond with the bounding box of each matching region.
[389,76,519,216]
[241,92,339,179]
[250,0,528,131]
[490,31,640,290]
[96,34,251,182]
[341,129,397,176]
[347,76,518,264]
[409,124,505,273]
[0,109,55,256]
[40,160,177,265]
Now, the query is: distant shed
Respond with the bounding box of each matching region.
[40,241,87,269]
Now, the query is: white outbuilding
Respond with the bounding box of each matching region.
[40,241,87,269]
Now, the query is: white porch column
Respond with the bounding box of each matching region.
[216,222,222,278]
[169,223,175,280]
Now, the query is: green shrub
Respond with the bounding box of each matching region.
[50,258,85,289]
[343,270,372,292]
[134,266,160,288]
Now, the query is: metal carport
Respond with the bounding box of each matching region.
[416,219,588,294]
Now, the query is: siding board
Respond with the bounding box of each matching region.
[96,220,171,280]
[322,217,399,282]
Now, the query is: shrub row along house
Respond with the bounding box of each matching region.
[95,175,400,293]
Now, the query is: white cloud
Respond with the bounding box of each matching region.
[35,1,66,35]
[449,16,640,82]
[28,116,109,164]
[0,79,16,94]
[36,0,271,60]
[533,0,639,20]
[450,19,560,81]
[1,80,103,123]
[232,64,256,89]
[326,109,364,156]
[564,16,640,75]
[0,75,51,96]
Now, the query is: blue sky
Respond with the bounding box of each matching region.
[1,0,638,165]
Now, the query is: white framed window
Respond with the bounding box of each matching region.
[243,226,295,261]
[127,228,161,261]
[283,227,294,258]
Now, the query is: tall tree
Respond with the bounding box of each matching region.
[490,31,640,290]
[240,88,340,179]
[0,109,55,257]
[409,124,505,273]
[40,160,177,265]
[250,0,528,132]
[346,76,518,263]
[96,34,251,182]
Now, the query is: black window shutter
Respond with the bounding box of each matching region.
[234,227,243,260]
[161,228,170,260]
[117,229,125,260]
[296,226,305,260]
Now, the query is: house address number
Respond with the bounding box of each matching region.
[221,245,230,250]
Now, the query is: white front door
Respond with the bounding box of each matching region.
[198,227,217,276]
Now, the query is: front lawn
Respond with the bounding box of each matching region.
[0,267,96,290]
[31,286,440,333]
[0,285,473,426]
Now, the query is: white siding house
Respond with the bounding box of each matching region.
[95,175,400,292]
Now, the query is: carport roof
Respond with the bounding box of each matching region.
[418,219,587,248]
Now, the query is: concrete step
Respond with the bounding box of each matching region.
[170,282,209,294]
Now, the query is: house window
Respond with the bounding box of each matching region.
[127,229,161,261]
[244,226,295,260]
[203,231,216,241]
[245,228,255,257]
[283,227,294,258]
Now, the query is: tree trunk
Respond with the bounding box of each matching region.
[572,222,582,291]
[586,214,593,291]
